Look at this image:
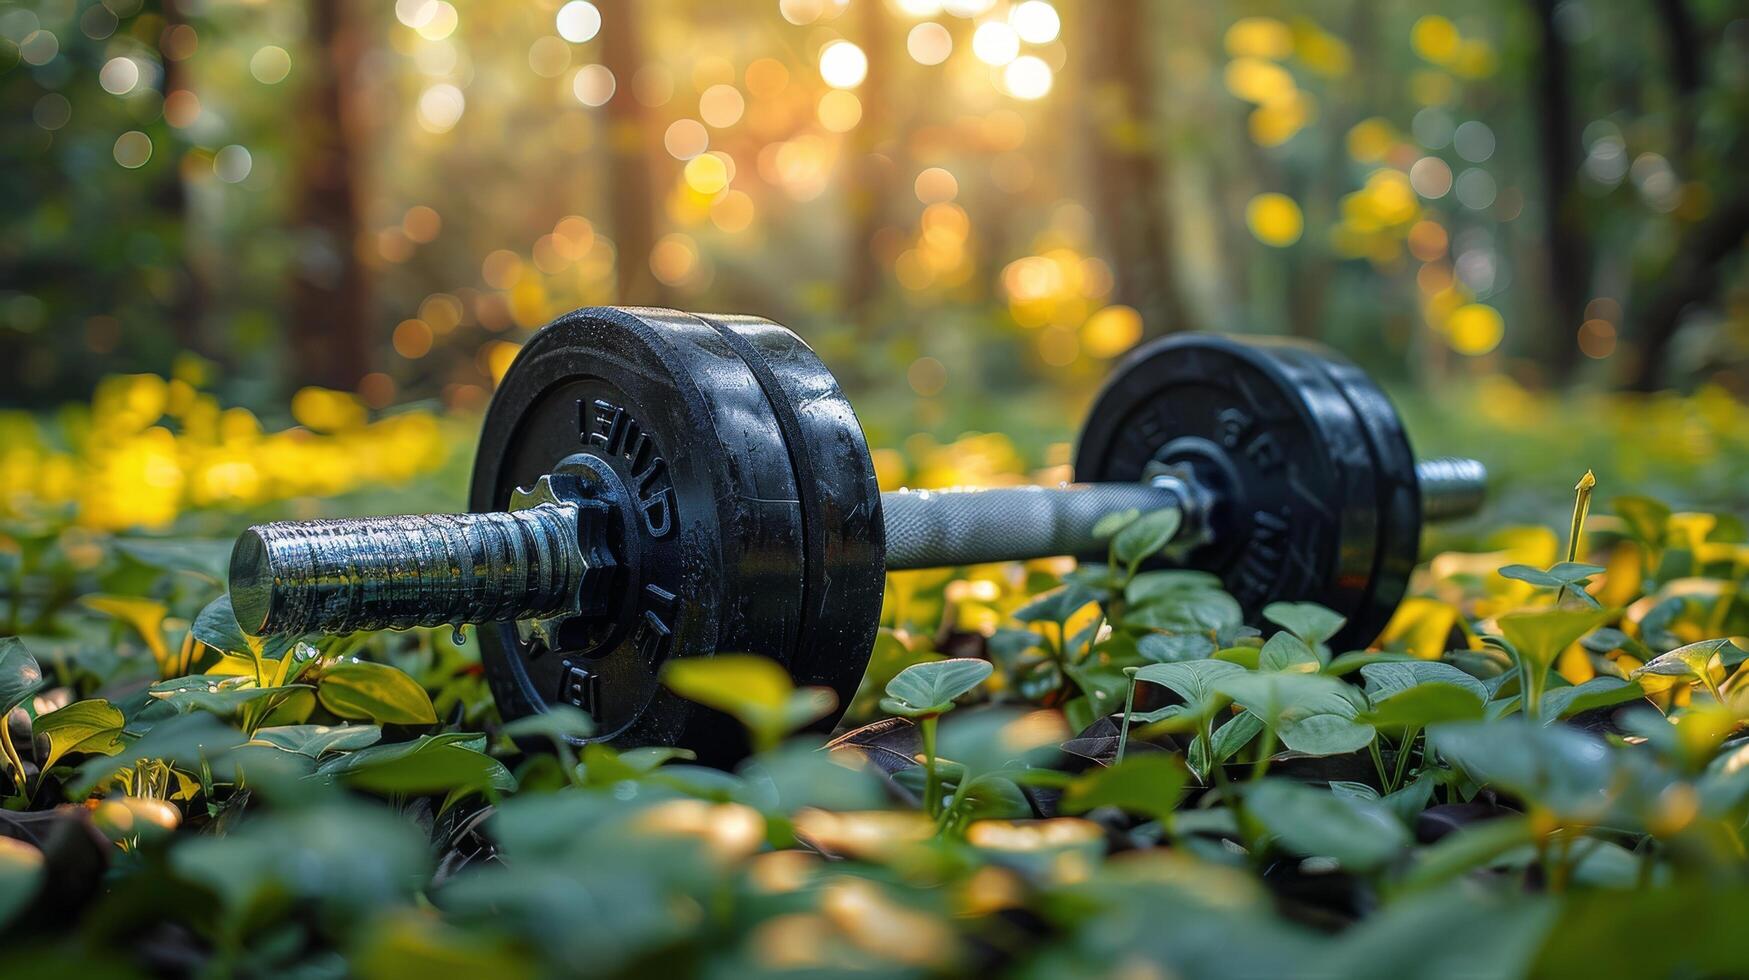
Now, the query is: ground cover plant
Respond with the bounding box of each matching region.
[5,387,1749,977]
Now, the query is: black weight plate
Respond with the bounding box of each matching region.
[470,307,806,765]
[1073,333,1386,650]
[692,313,884,731]
[1301,348,1422,648]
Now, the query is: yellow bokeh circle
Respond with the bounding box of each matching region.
[1245,193,1303,247]
[1446,303,1504,355]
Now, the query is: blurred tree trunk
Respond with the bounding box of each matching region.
[1650,0,1701,160]
[1628,192,1749,389]
[1630,0,1719,389]
[1529,0,1586,382]
[844,0,890,324]
[287,0,370,390]
[1082,0,1192,337]
[599,0,664,306]
[155,0,203,355]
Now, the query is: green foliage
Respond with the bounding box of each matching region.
[317,660,440,725]
[661,654,836,753]
[880,657,993,717]
[7,485,1749,976]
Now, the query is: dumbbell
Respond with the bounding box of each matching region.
[228,307,1484,762]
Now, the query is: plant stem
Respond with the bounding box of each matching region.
[920,714,940,817]
[1390,727,1421,793]
[1084,612,1105,664]
[0,721,26,794]
[1115,673,1137,763]
[1555,470,1595,606]
[1250,725,1277,782]
[1200,714,1216,783]
[1368,738,1389,790]
[939,772,974,836]
[1522,654,1544,721]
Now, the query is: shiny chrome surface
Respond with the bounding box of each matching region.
[229,503,586,635]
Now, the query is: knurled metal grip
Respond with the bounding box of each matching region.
[881,482,1191,570]
[229,505,587,635]
[877,457,1485,572]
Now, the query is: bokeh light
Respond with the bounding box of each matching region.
[664,118,709,159]
[249,46,292,84]
[555,2,601,43]
[417,84,466,133]
[700,84,745,128]
[971,22,1020,66]
[1003,56,1052,100]
[1009,2,1061,44]
[1446,303,1504,355]
[914,167,959,204]
[907,22,952,65]
[1246,193,1303,247]
[213,145,252,183]
[99,57,139,95]
[819,41,868,89]
[572,64,615,106]
[112,131,152,169]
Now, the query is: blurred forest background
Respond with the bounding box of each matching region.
[1,0,1747,532]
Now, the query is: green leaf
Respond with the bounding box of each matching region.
[192,594,251,655]
[1383,772,1437,824]
[1063,660,1132,716]
[662,655,835,748]
[318,733,515,798]
[71,713,247,797]
[934,707,1064,780]
[1258,632,1320,673]
[33,698,125,770]
[1262,602,1347,647]
[738,739,888,813]
[1091,508,1140,540]
[1359,683,1485,728]
[0,636,43,715]
[113,537,232,581]
[250,723,383,758]
[1060,753,1187,823]
[1126,590,1244,635]
[1125,569,1224,606]
[880,658,992,717]
[1316,882,1555,977]
[1359,661,1489,703]
[501,705,596,745]
[1496,607,1616,673]
[0,837,44,929]
[1211,710,1264,763]
[1113,507,1182,567]
[1215,673,1375,756]
[318,661,439,725]
[1613,495,1671,547]
[1324,651,1420,677]
[1131,659,1242,720]
[1540,677,1643,720]
[80,594,173,672]
[1429,719,1613,818]
[1136,632,1216,663]
[172,801,431,915]
[1399,815,1538,893]
[1498,562,1605,589]
[1012,584,1097,624]
[1246,779,1409,872]
[1631,638,1738,684]
[149,676,311,718]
